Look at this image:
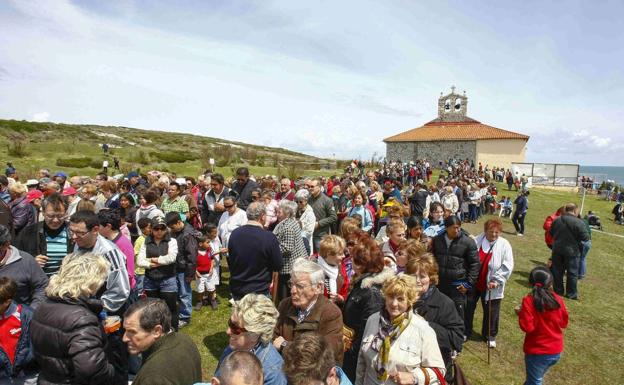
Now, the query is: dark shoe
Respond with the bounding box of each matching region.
[195,301,203,311]
[210,299,218,310]
[565,294,579,300]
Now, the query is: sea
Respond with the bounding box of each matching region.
[579,165,624,185]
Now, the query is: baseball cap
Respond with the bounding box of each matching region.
[62,187,77,196]
[26,189,43,203]
[127,171,139,179]
[151,216,167,228]
[54,172,67,178]
[25,179,39,187]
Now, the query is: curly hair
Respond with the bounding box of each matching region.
[382,274,419,308]
[46,253,109,299]
[405,252,439,285]
[283,333,335,385]
[233,294,279,344]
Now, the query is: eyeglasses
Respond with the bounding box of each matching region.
[287,280,313,291]
[228,318,247,335]
[153,227,167,232]
[44,214,67,221]
[224,204,234,209]
[69,228,90,239]
[295,200,305,204]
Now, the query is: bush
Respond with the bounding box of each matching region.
[129,150,151,165]
[56,157,93,168]
[6,132,29,157]
[149,151,196,163]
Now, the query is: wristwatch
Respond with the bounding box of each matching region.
[279,340,289,352]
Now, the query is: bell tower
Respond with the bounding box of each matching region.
[437,86,469,122]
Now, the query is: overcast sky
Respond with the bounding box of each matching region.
[1,0,622,166]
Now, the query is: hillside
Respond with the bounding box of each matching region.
[0,119,339,178]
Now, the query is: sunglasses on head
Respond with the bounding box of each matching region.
[228,318,247,335]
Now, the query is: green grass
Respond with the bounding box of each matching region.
[0,119,344,179]
[181,182,624,384]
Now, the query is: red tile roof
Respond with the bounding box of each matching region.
[384,121,529,142]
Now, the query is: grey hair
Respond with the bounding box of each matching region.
[294,189,310,201]
[291,258,324,286]
[281,178,291,185]
[356,181,366,189]
[124,297,172,333]
[246,201,266,221]
[278,200,297,219]
[233,294,279,345]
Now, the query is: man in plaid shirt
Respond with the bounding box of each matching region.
[162,181,190,222]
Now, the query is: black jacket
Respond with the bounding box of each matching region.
[414,286,464,380]
[14,222,74,261]
[231,179,258,210]
[432,229,479,290]
[30,297,122,385]
[550,214,590,258]
[144,234,177,281]
[171,223,198,278]
[341,268,394,382]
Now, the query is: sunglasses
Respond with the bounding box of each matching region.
[224,204,234,209]
[228,318,247,335]
[153,227,167,231]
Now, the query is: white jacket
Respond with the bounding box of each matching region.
[217,208,248,249]
[356,312,445,385]
[473,233,514,300]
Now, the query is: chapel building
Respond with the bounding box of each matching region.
[384,88,529,169]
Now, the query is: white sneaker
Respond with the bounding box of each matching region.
[178,320,189,329]
[487,340,496,348]
[516,233,524,237]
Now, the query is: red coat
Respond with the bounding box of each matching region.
[543,211,561,248]
[519,293,568,355]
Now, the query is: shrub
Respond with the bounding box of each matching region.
[129,150,151,165]
[56,157,93,168]
[149,151,196,163]
[6,132,29,157]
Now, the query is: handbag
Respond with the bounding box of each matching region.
[342,324,355,352]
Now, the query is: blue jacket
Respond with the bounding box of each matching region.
[215,343,286,385]
[0,301,37,379]
[336,366,353,385]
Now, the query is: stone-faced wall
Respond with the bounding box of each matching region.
[386,140,476,165]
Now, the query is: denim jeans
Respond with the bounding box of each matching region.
[469,204,478,222]
[551,254,580,298]
[177,272,192,321]
[578,240,591,278]
[524,353,560,385]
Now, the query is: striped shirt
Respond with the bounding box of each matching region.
[43,228,69,277]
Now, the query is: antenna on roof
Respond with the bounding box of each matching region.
[451,85,456,94]
[463,90,466,96]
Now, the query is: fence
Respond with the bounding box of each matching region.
[511,162,579,187]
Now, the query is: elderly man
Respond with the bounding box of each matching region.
[550,203,590,300]
[123,298,202,385]
[306,178,337,253]
[273,258,343,365]
[14,193,73,277]
[231,167,258,211]
[0,224,48,309]
[275,178,295,201]
[227,202,282,301]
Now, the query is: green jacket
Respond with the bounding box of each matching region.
[133,332,202,385]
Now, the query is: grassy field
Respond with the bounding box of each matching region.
[0,119,344,179]
[181,182,624,384]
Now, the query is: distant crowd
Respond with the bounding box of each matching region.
[0,158,591,385]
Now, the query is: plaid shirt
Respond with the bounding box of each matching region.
[273,217,308,274]
[161,196,189,215]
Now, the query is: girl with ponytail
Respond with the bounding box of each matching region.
[517,266,569,385]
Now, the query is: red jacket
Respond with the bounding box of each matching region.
[543,211,561,248]
[519,293,568,355]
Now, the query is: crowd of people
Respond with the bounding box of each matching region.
[0,161,578,385]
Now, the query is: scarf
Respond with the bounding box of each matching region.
[373,309,411,381]
[318,256,339,294]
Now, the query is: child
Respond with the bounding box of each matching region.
[500,196,513,217]
[204,224,226,293]
[0,277,37,383]
[133,217,151,298]
[195,235,217,310]
[316,235,350,305]
[517,266,569,385]
[381,220,407,273]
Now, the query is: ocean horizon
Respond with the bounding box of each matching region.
[579,165,624,185]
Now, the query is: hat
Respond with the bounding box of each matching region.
[26,189,43,203]
[39,177,51,185]
[25,179,39,187]
[151,216,167,228]
[54,172,67,178]
[417,179,425,185]
[127,171,139,179]
[62,187,77,196]
[175,178,187,186]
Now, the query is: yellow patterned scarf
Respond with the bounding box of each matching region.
[374,310,411,381]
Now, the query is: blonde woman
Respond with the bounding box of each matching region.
[30,253,123,385]
[356,274,445,385]
[216,293,287,385]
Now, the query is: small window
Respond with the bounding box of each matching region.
[444,98,451,112]
[454,98,462,111]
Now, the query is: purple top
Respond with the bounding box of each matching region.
[113,232,136,289]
